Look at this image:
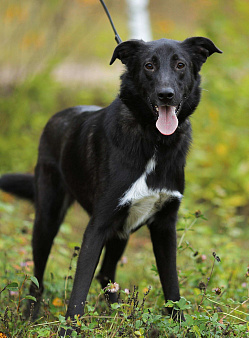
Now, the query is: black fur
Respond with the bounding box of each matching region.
[0,37,221,336]
[0,173,35,201]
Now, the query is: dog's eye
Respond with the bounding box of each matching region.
[144,62,154,70]
[176,62,185,69]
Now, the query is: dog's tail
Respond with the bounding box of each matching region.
[0,173,35,202]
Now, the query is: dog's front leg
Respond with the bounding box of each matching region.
[97,236,128,303]
[59,219,105,337]
[148,200,184,320]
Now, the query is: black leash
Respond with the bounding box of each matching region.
[99,0,122,44]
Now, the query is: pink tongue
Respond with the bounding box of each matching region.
[156,106,178,135]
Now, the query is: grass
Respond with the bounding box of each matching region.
[0,1,249,336]
[0,197,248,337]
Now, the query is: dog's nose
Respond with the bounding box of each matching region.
[157,88,175,102]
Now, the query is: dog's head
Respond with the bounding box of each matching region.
[110,37,222,136]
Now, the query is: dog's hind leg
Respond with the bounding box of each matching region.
[97,236,128,302]
[26,163,73,319]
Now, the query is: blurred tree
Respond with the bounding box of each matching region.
[126,0,152,40]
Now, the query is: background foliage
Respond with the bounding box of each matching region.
[0,0,248,336]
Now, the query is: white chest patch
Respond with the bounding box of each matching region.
[118,157,182,237]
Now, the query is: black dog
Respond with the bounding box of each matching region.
[0,37,221,336]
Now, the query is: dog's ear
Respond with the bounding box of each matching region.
[182,37,222,71]
[110,40,145,66]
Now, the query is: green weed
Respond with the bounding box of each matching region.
[0,202,248,337]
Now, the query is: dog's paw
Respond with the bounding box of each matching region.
[59,327,73,337]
